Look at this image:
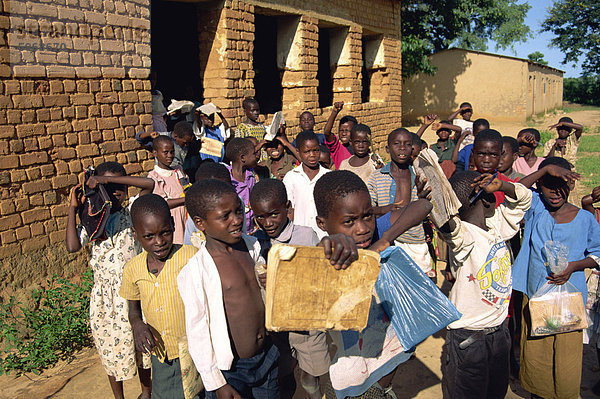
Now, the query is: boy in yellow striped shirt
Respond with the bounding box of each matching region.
[120,194,199,398]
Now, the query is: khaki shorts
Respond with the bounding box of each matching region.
[289,330,331,377]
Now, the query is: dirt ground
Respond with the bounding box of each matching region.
[1,107,599,399]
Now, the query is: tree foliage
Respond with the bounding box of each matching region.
[541,0,600,76]
[563,77,600,106]
[528,51,548,65]
[401,0,531,78]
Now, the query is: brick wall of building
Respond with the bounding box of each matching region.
[0,0,402,292]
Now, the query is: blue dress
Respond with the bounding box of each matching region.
[512,190,600,303]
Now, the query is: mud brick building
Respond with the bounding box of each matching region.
[0,0,402,291]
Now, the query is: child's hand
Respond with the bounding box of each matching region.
[216,106,222,114]
[460,104,471,111]
[86,175,107,189]
[472,173,502,193]
[216,384,242,399]
[591,186,600,203]
[519,133,537,146]
[424,114,437,125]
[333,101,344,113]
[457,130,470,142]
[69,184,84,208]
[319,233,358,270]
[549,122,563,130]
[431,122,441,131]
[415,174,431,200]
[546,263,574,285]
[278,123,286,135]
[131,320,156,354]
[545,164,580,184]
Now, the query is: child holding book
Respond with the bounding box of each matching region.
[66,162,155,399]
[192,103,231,163]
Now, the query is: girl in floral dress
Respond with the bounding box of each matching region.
[66,162,154,399]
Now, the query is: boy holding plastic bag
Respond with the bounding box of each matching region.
[513,157,600,399]
[432,171,532,399]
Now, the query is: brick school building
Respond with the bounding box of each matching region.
[0,0,402,291]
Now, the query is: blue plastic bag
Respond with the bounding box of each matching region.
[375,246,461,349]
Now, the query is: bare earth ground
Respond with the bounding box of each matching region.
[1,108,599,399]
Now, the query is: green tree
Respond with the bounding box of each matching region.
[541,0,600,75]
[528,51,548,65]
[401,0,531,78]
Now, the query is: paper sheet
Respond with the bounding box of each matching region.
[265,244,381,331]
[167,99,195,115]
[197,102,218,116]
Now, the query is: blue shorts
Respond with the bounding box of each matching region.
[206,340,280,399]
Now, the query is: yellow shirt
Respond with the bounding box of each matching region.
[120,244,197,362]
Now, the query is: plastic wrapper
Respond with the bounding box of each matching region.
[374,246,461,349]
[529,241,588,336]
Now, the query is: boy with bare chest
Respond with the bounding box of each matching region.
[177,179,278,398]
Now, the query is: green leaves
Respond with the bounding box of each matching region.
[0,269,94,375]
[401,0,531,78]
[528,51,549,65]
[541,0,600,75]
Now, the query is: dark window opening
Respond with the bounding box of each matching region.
[361,39,371,103]
[253,14,282,115]
[317,28,333,108]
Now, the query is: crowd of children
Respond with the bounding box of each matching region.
[66,95,600,399]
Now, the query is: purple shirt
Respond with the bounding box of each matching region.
[227,166,257,233]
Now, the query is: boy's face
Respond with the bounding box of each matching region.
[539,175,572,209]
[241,145,259,169]
[195,192,244,244]
[557,126,571,139]
[265,141,284,160]
[298,139,321,169]
[153,140,175,167]
[173,134,193,149]
[133,212,174,261]
[100,171,127,207]
[319,150,332,169]
[244,102,260,122]
[498,143,517,173]
[387,132,413,165]
[411,142,422,161]
[317,191,375,249]
[200,113,215,128]
[252,198,290,239]
[299,113,315,131]
[350,131,370,158]
[472,140,501,174]
[473,124,486,136]
[437,129,450,140]
[461,108,473,121]
[339,122,354,145]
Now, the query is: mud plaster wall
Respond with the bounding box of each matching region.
[0,0,402,294]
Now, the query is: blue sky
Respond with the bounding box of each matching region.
[486,0,582,77]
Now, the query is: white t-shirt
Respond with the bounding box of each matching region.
[283,164,330,239]
[453,119,474,150]
[441,183,532,330]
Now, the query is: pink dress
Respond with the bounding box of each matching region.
[325,134,352,169]
[513,156,545,176]
[147,165,188,244]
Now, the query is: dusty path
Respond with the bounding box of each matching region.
[1,107,599,399]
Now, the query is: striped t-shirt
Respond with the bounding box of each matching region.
[366,163,426,244]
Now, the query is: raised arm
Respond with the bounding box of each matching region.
[376,199,433,249]
[216,107,230,133]
[550,120,584,139]
[88,175,155,196]
[581,186,600,215]
[66,184,84,253]
[275,134,300,161]
[416,114,437,137]
[519,164,580,189]
[448,104,470,121]
[323,102,344,141]
[451,131,469,163]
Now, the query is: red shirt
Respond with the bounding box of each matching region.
[495,173,519,208]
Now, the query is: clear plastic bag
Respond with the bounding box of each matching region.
[529,241,588,336]
[374,246,462,350]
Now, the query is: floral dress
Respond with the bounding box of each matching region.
[79,207,148,381]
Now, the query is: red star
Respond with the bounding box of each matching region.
[468,274,476,282]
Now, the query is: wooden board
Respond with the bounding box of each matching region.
[265,244,381,331]
[529,291,588,336]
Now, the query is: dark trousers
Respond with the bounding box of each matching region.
[206,340,280,399]
[442,321,510,399]
[151,355,200,399]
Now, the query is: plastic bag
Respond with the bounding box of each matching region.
[529,241,588,336]
[374,246,462,349]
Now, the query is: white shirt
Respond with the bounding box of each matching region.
[176,234,264,391]
[453,119,474,150]
[441,183,532,330]
[282,164,330,239]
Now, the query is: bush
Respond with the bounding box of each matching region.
[0,269,94,375]
[563,76,600,106]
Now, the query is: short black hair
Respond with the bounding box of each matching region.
[502,136,519,155]
[518,128,541,142]
[314,170,369,218]
[299,111,314,120]
[410,132,422,147]
[460,102,472,109]
[319,144,330,155]
[387,127,411,145]
[195,161,231,183]
[351,123,371,139]
[474,129,503,149]
[130,193,171,228]
[340,115,358,126]
[296,130,319,150]
[225,137,254,161]
[249,178,287,208]
[172,121,194,138]
[558,116,573,124]
[539,156,572,171]
[185,178,237,219]
[96,161,125,176]
[473,118,490,132]
[242,97,258,109]
[152,134,173,151]
[448,171,480,209]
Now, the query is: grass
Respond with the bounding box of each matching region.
[561,104,600,113]
[576,155,600,191]
[578,134,600,153]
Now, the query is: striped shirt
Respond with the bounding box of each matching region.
[120,244,198,362]
[366,163,425,244]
